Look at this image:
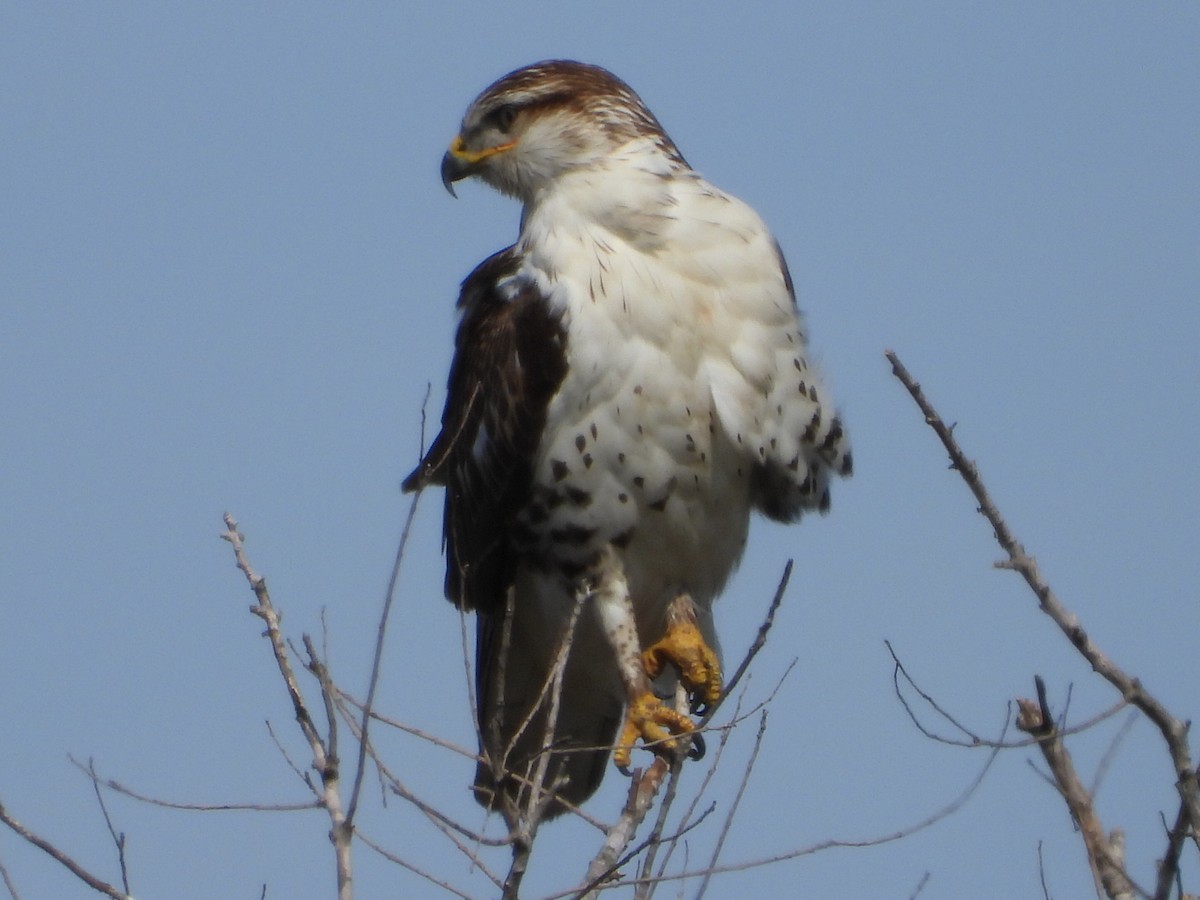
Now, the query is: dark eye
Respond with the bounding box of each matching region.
[491,104,518,133]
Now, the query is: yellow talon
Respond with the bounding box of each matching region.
[612,596,724,770]
[613,691,696,770]
[642,616,722,712]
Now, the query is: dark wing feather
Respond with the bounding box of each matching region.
[403,246,568,613]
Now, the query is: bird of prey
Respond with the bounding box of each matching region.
[404,60,851,821]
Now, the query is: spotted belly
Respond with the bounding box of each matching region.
[513,358,753,616]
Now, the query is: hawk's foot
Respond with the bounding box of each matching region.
[642,614,722,715]
[613,691,697,772]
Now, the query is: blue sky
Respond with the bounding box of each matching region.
[2,3,1198,897]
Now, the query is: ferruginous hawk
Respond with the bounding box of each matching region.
[404,60,851,821]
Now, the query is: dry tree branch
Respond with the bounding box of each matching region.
[221,513,354,900]
[356,830,476,900]
[0,855,19,900]
[1090,711,1140,800]
[1155,802,1191,900]
[886,351,1200,859]
[1016,677,1140,900]
[1037,840,1053,900]
[346,490,422,831]
[81,758,130,897]
[907,871,932,900]
[557,729,1006,897]
[887,642,1131,752]
[335,690,480,763]
[636,689,746,898]
[888,350,1200,898]
[577,758,672,900]
[70,754,316,812]
[693,710,769,900]
[330,692,509,891]
[0,803,128,900]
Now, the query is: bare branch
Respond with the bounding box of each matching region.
[356,830,476,900]
[907,871,932,900]
[82,758,130,897]
[1090,711,1139,799]
[1037,840,1053,900]
[887,350,1199,853]
[565,729,1005,894]
[640,688,748,895]
[887,642,1131,751]
[0,802,128,900]
[701,561,791,729]
[577,758,671,899]
[0,854,21,900]
[347,489,423,828]
[1016,677,1140,900]
[694,711,769,900]
[221,513,354,900]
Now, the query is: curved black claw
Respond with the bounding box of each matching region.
[687,733,706,761]
[617,762,633,778]
[690,695,711,716]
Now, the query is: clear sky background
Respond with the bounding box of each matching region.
[3,4,1198,898]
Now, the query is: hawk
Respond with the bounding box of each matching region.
[404,61,851,820]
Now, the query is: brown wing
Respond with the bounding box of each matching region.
[403,246,568,613]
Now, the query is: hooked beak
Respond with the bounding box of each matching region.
[440,134,517,198]
[440,145,468,198]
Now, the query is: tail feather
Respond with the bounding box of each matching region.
[473,602,624,821]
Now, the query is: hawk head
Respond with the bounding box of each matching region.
[440,60,686,202]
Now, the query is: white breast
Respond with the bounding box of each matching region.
[513,164,818,621]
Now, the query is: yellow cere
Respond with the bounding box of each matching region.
[448,134,517,164]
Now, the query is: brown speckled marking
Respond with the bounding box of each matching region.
[551,459,570,481]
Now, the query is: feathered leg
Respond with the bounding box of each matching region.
[591,551,721,770]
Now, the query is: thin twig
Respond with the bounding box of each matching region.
[694,711,769,900]
[643,689,748,896]
[346,489,422,829]
[0,802,128,900]
[83,758,130,897]
[0,854,21,900]
[1089,711,1138,800]
[558,727,1005,895]
[886,642,1131,751]
[700,561,791,731]
[1037,840,1053,900]
[222,514,353,900]
[356,830,475,900]
[907,871,932,900]
[1152,800,1190,900]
